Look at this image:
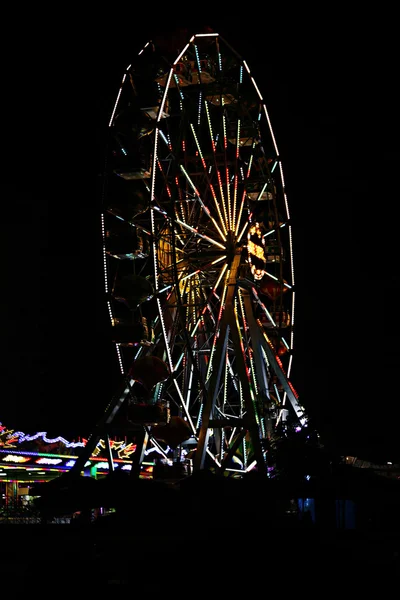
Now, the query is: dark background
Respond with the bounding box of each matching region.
[1,12,398,461]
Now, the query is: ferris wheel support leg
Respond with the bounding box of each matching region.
[252,323,304,423]
[193,317,230,472]
[68,380,132,477]
[242,292,273,438]
[193,258,242,471]
[104,434,115,473]
[218,429,246,473]
[130,428,149,478]
[227,311,266,474]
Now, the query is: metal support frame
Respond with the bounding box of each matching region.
[194,253,266,473]
[245,301,304,420]
[68,379,132,477]
[130,428,149,478]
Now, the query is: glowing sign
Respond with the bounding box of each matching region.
[93,439,137,459]
[35,458,63,465]
[2,455,30,463]
[247,223,266,280]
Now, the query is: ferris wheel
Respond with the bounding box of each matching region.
[75,31,307,479]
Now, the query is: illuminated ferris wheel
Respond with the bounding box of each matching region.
[76,31,306,478]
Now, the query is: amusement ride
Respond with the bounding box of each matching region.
[70,29,307,482]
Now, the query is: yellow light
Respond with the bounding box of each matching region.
[2,455,30,463]
[248,240,265,261]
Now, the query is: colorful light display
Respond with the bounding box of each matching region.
[247,223,267,280]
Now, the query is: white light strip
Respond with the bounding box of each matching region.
[287,353,293,378]
[291,292,295,346]
[279,161,291,220]
[245,460,257,472]
[107,301,113,324]
[138,41,150,56]
[274,384,282,405]
[159,130,169,146]
[190,123,228,236]
[194,45,201,72]
[225,468,246,474]
[179,269,200,283]
[173,43,190,65]
[147,439,170,462]
[185,364,194,410]
[115,344,124,374]
[265,272,278,282]
[158,285,172,294]
[262,104,279,156]
[263,223,285,238]
[157,297,174,371]
[195,33,219,37]
[223,350,229,416]
[206,448,221,466]
[226,357,239,392]
[102,245,108,292]
[251,77,263,101]
[100,213,106,240]
[180,164,226,241]
[108,72,127,127]
[257,183,268,201]
[206,278,229,380]
[151,130,160,289]
[205,101,214,142]
[172,379,196,434]
[235,189,246,237]
[174,216,226,250]
[211,255,226,266]
[198,91,202,125]
[228,426,237,446]
[157,70,173,122]
[189,265,227,341]
[237,218,249,243]
[281,337,290,350]
[263,307,276,327]
[289,224,295,286]
[242,61,251,74]
[101,214,109,294]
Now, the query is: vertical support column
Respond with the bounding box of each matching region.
[130,428,149,478]
[227,309,266,473]
[104,433,115,473]
[193,317,230,471]
[194,256,244,471]
[242,291,272,438]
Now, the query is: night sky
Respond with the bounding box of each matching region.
[1,13,398,461]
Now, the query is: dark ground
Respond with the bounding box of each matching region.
[0,522,398,590]
[2,469,400,590]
